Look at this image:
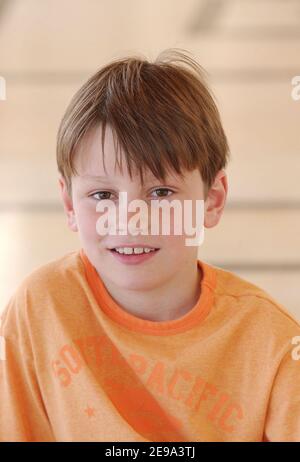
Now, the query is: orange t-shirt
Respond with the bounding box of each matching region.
[0,248,299,442]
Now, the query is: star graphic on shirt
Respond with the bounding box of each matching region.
[84,405,96,418]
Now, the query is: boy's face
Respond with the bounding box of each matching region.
[59,123,227,291]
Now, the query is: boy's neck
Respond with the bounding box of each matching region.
[97,261,202,323]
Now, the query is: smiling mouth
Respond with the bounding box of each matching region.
[109,248,160,255]
[108,247,160,265]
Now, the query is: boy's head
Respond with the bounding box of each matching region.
[57,48,229,291]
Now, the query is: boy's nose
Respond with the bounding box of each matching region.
[117,201,150,236]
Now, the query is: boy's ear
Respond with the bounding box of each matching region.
[204,169,228,229]
[58,175,78,233]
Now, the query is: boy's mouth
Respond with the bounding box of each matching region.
[108,246,160,265]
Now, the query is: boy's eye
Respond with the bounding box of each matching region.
[90,191,113,200]
[151,188,174,198]
[90,188,174,201]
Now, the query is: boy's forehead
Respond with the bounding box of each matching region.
[77,168,181,184]
[73,124,139,179]
[74,146,156,181]
[73,123,193,184]
[74,145,178,184]
[73,129,114,175]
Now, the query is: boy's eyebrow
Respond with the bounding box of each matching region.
[80,174,159,182]
[80,173,180,184]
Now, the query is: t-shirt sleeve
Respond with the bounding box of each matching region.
[263,339,300,442]
[0,289,55,442]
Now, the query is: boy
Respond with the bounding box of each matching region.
[0,48,299,442]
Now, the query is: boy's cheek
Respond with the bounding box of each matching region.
[75,210,99,239]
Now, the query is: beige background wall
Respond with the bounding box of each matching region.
[0,0,299,319]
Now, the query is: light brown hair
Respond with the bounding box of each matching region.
[56,48,230,199]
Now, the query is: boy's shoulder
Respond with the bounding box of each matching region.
[1,249,83,326]
[18,249,82,291]
[210,262,300,341]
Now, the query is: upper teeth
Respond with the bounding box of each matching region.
[114,247,156,254]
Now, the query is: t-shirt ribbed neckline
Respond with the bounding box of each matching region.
[79,247,217,336]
